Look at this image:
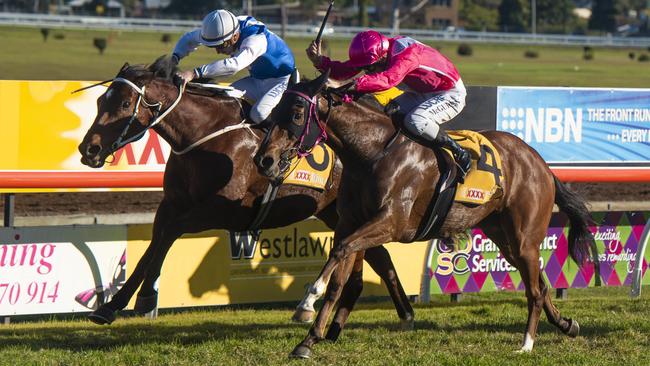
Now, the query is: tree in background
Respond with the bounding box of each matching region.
[498,0,528,32]
[166,0,227,17]
[358,0,369,27]
[535,0,575,33]
[589,0,617,32]
[459,0,500,31]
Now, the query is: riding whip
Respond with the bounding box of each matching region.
[315,0,334,45]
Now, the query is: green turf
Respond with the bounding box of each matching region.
[0,286,648,365]
[1,26,649,87]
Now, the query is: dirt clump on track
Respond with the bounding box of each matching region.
[1,183,649,218]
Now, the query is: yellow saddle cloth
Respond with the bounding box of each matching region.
[283,142,335,190]
[448,130,504,205]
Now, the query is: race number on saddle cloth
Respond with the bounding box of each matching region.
[172,10,295,124]
[447,131,504,205]
[282,142,335,191]
[309,30,472,179]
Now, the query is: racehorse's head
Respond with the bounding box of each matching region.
[78,56,179,168]
[254,70,331,180]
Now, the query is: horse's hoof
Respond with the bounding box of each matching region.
[400,316,415,331]
[565,318,580,338]
[134,293,158,315]
[88,305,116,325]
[289,345,312,359]
[291,308,315,323]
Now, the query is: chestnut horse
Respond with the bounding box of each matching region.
[254,71,595,358]
[77,57,414,331]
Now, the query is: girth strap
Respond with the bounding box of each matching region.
[247,181,282,235]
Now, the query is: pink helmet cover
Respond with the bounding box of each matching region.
[348,30,389,67]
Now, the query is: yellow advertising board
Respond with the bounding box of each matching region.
[126,218,428,308]
[0,80,169,192]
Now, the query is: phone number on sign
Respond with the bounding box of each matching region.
[0,282,60,305]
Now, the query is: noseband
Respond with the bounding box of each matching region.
[108,77,185,152]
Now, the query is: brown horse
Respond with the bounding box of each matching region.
[77,57,414,331]
[254,71,595,358]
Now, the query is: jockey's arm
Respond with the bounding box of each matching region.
[172,30,202,63]
[194,33,267,79]
[317,57,362,81]
[355,46,420,93]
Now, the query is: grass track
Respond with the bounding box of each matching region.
[1,26,649,87]
[0,287,648,365]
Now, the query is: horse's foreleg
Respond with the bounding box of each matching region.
[325,252,365,341]
[88,200,177,325]
[134,203,221,314]
[292,255,356,359]
[133,227,182,314]
[291,214,394,358]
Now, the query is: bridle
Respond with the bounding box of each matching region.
[107,77,185,152]
[260,89,333,176]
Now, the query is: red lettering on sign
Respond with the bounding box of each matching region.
[139,130,166,165]
[110,131,166,166]
[111,144,136,166]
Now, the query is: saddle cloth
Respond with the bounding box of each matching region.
[283,142,335,191]
[370,89,504,206]
[448,130,504,205]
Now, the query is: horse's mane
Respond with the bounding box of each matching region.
[119,55,180,84]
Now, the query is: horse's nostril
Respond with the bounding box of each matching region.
[87,144,101,156]
[261,156,275,170]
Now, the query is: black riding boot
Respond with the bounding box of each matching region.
[431,131,472,179]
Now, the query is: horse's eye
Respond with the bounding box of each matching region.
[122,101,131,109]
[294,113,303,120]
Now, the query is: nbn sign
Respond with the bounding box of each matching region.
[499,107,583,144]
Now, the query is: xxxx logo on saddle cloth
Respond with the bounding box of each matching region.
[283,142,335,190]
[447,131,504,205]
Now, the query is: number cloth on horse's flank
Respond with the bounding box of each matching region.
[283,142,335,190]
[371,88,504,206]
[449,130,504,205]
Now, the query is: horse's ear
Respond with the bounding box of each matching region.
[119,62,129,73]
[288,69,300,86]
[309,68,331,96]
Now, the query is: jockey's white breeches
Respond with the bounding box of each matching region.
[231,74,291,123]
[399,79,467,140]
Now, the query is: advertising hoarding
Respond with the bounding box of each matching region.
[497,86,650,165]
[424,211,650,296]
[0,226,126,316]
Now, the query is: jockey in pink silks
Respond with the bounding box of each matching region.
[306,30,471,178]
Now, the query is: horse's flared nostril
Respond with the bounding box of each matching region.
[86,144,101,156]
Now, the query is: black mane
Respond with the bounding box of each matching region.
[118,55,179,83]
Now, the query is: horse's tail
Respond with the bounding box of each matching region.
[553,175,595,264]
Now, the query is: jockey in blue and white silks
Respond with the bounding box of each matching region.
[172,9,296,124]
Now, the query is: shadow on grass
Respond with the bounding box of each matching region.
[339,317,627,339]
[0,315,626,352]
[0,320,304,351]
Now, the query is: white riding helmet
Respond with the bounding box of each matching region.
[200,9,240,47]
